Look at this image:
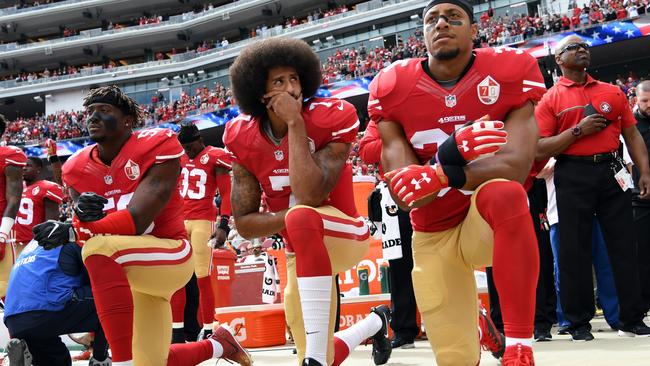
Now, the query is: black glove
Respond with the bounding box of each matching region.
[33,220,75,250]
[74,192,108,222]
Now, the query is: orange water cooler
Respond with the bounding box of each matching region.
[211,249,237,309]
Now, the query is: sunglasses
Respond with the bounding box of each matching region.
[558,42,589,55]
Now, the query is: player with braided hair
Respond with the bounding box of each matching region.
[33,85,251,366]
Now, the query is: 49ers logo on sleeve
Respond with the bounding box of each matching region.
[31,186,40,196]
[599,101,612,114]
[477,76,500,105]
[124,159,140,180]
[200,154,209,165]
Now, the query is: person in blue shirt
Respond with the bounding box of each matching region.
[3,240,109,366]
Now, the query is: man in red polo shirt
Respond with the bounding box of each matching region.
[536,35,650,341]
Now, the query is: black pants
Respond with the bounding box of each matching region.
[183,273,201,341]
[633,202,650,313]
[555,158,645,330]
[387,209,419,340]
[486,179,556,332]
[5,298,107,366]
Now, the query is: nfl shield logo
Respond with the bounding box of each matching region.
[445,95,457,108]
[104,175,113,185]
[599,101,612,114]
[274,150,284,161]
[477,76,500,105]
[124,159,140,181]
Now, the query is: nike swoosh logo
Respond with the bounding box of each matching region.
[337,102,344,111]
[48,223,59,239]
[306,331,320,335]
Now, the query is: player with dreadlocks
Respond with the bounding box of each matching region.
[32,85,252,366]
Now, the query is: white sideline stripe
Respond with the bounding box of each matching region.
[332,120,360,137]
[322,218,368,236]
[114,240,191,264]
[156,151,185,160]
[523,80,546,88]
[6,159,26,166]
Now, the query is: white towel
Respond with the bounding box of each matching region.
[379,182,403,260]
[262,253,280,304]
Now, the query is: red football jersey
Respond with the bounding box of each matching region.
[224,97,360,224]
[368,48,546,232]
[14,180,64,244]
[62,128,187,240]
[180,146,232,220]
[0,146,27,217]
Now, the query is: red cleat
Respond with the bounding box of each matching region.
[478,303,505,360]
[72,349,92,361]
[211,325,253,365]
[502,344,535,366]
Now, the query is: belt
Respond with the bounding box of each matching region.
[557,152,616,164]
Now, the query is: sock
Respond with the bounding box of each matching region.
[171,287,186,329]
[197,276,216,328]
[505,337,533,347]
[332,312,383,366]
[285,207,334,365]
[208,338,224,358]
[84,255,134,363]
[332,337,350,366]
[476,181,539,339]
[167,340,215,365]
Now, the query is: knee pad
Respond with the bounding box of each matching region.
[476,180,529,227]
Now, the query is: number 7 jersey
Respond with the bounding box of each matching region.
[368,48,546,232]
[223,97,360,219]
[62,128,188,240]
[179,146,232,220]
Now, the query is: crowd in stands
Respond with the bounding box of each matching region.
[322,31,427,83]
[3,0,650,145]
[1,0,59,10]
[477,0,649,46]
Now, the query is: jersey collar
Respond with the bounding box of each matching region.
[558,74,597,87]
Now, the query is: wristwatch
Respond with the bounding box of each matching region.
[571,126,582,137]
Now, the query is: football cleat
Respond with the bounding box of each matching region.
[370,305,392,365]
[502,343,535,366]
[211,325,253,365]
[301,358,323,366]
[197,328,213,341]
[478,303,505,359]
[5,338,32,366]
[89,356,112,366]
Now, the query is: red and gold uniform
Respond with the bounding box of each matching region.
[0,146,26,297]
[179,146,232,326]
[63,128,193,365]
[13,180,64,255]
[368,48,546,365]
[224,98,369,365]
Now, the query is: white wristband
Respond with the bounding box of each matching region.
[0,217,14,238]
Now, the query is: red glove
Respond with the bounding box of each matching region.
[385,164,449,207]
[436,120,507,166]
[45,139,57,158]
[455,121,507,162]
